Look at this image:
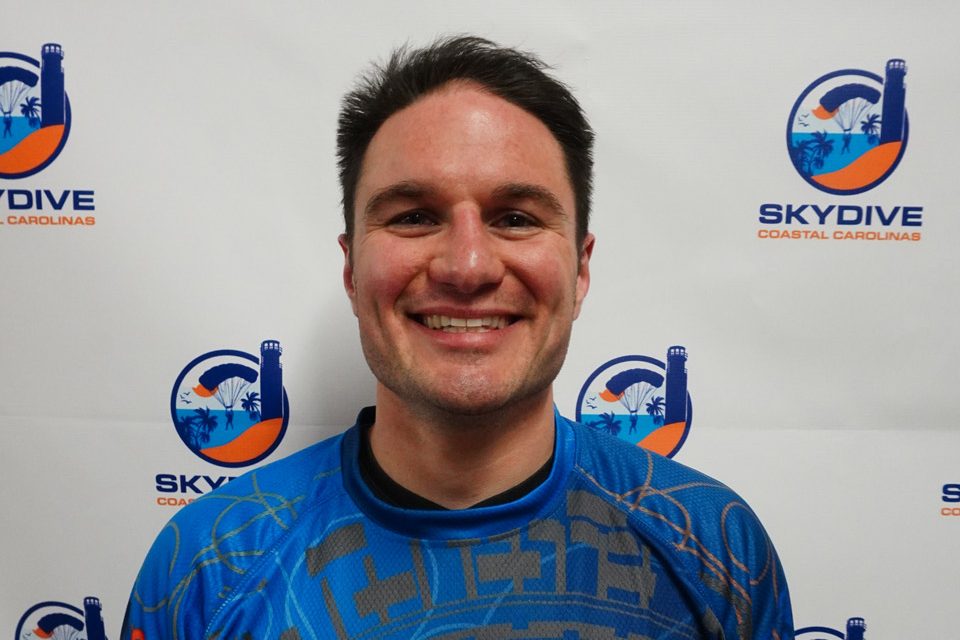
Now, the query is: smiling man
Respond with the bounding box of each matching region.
[122,37,794,640]
[341,75,592,510]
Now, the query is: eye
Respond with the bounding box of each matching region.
[389,210,436,227]
[494,211,538,229]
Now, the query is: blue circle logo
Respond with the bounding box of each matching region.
[0,44,71,179]
[576,347,692,458]
[788,60,908,195]
[170,340,289,468]
[16,598,107,640]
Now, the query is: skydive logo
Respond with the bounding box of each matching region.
[170,339,289,468]
[15,597,108,640]
[0,44,70,179]
[1,43,97,228]
[788,60,907,195]
[796,616,867,639]
[759,59,922,242]
[576,347,692,458]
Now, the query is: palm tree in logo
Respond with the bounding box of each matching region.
[241,391,261,421]
[646,396,665,426]
[176,414,198,448]
[860,113,881,145]
[808,131,835,172]
[19,96,41,128]
[790,138,815,176]
[587,411,622,437]
[190,406,218,450]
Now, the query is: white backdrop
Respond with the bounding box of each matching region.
[2,2,958,638]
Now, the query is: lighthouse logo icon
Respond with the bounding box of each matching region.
[0,44,71,179]
[787,59,908,195]
[576,347,693,458]
[170,339,290,468]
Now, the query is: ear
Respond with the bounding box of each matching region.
[338,234,359,317]
[572,232,595,320]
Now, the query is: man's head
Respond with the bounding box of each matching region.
[337,35,594,248]
[337,37,595,418]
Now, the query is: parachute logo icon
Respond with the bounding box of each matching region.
[170,340,289,468]
[0,44,70,179]
[576,348,692,458]
[16,598,108,640]
[192,362,260,427]
[788,59,908,195]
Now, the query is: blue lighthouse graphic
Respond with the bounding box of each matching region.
[83,596,108,640]
[879,59,906,144]
[664,346,688,426]
[40,43,65,127]
[260,339,283,421]
[845,618,866,640]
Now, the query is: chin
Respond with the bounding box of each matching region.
[427,395,515,417]
[364,342,565,418]
[412,376,554,419]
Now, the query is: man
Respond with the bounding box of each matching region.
[122,36,793,639]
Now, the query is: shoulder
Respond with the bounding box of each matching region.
[126,430,349,639]
[566,418,759,559]
[564,417,794,640]
[171,429,346,539]
[567,417,738,515]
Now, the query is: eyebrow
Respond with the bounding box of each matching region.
[363,181,436,217]
[491,183,567,219]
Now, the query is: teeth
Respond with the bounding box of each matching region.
[420,315,511,332]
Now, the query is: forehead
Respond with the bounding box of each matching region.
[356,82,573,214]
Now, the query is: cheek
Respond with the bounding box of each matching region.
[511,249,580,305]
[353,246,424,310]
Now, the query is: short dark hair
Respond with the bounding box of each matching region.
[337,35,594,247]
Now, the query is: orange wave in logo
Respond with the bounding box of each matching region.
[200,418,283,463]
[0,125,65,174]
[812,141,902,191]
[637,421,685,457]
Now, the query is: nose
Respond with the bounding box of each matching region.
[427,207,505,294]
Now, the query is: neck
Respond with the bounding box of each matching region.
[369,386,556,509]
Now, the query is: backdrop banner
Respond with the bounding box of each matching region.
[2,2,958,638]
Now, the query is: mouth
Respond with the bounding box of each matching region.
[416,314,516,333]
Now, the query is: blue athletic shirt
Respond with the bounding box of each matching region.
[122,410,793,640]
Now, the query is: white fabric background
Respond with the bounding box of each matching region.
[2,2,958,637]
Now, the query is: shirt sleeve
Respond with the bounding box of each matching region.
[699,501,795,640]
[119,520,210,640]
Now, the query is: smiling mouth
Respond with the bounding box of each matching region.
[418,315,514,332]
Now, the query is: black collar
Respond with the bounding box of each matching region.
[356,406,554,510]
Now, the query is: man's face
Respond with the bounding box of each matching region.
[341,82,593,416]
